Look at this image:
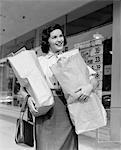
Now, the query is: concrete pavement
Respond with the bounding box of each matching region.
[0,103,121,150]
[0,103,35,150]
[0,114,35,150]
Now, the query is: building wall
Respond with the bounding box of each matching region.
[67,24,112,50]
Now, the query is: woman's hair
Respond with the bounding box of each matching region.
[41,24,67,53]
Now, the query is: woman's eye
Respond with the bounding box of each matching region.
[60,34,63,38]
[52,36,57,39]
[51,34,63,39]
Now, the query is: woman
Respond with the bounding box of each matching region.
[21,24,97,150]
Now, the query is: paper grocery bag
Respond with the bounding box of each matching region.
[51,49,107,134]
[68,93,107,134]
[51,49,91,100]
[8,48,54,117]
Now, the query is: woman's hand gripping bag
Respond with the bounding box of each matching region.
[8,48,54,117]
[50,49,107,134]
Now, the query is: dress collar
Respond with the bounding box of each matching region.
[45,51,63,59]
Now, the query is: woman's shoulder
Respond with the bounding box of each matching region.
[38,54,48,62]
[38,56,48,70]
[38,52,57,65]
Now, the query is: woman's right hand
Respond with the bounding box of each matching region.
[27,96,38,114]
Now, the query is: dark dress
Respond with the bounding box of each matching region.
[34,54,78,150]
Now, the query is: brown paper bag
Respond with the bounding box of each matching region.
[8,48,54,117]
[51,49,107,134]
[68,92,107,134]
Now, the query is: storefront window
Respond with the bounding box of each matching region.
[0,60,23,107]
[102,38,112,109]
[7,62,23,107]
[65,3,113,112]
[0,61,12,104]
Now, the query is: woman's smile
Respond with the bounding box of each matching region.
[48,29,64,53]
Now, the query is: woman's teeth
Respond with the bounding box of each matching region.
[56,42,63,46]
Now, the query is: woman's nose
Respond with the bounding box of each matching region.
[57,36,62,41]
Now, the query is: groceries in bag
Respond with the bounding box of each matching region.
[8,48,54,117]
[51,49,107,134]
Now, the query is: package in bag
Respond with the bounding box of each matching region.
[8,48,54,117]
[50,49,107,134]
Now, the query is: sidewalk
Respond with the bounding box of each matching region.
[0,103,121,150]
[0,103,35,150]
[0,115,35,150]
[78,134,121,150]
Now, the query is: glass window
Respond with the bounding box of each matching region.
[0,60,23,107]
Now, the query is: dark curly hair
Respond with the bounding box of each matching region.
[41,24,67,53]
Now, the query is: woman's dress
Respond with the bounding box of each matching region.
[35,52,78,150]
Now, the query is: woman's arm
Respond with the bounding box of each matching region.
[88,65,98,91]
[89,74,98,92]
[20,86,38,113]
[20,86,28,99]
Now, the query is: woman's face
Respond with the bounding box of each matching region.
[48,29,64,53]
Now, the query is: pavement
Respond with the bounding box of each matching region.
[0,103,121,150]
[0,103,35,150]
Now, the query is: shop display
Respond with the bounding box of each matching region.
[74,38,112,109]
[74,39,103,100]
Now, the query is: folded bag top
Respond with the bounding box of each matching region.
[51,49,90,97]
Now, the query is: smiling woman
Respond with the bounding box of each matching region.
[48,29,64,53]
[41,24,67,54]
[20,24,78,150]
[19,22,99,150]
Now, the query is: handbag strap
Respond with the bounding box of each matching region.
[20,95,30,119]
[21,94,30,112]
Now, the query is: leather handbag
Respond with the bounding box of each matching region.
[15,95,34,147]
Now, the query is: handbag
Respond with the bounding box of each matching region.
[15,95,34,147]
